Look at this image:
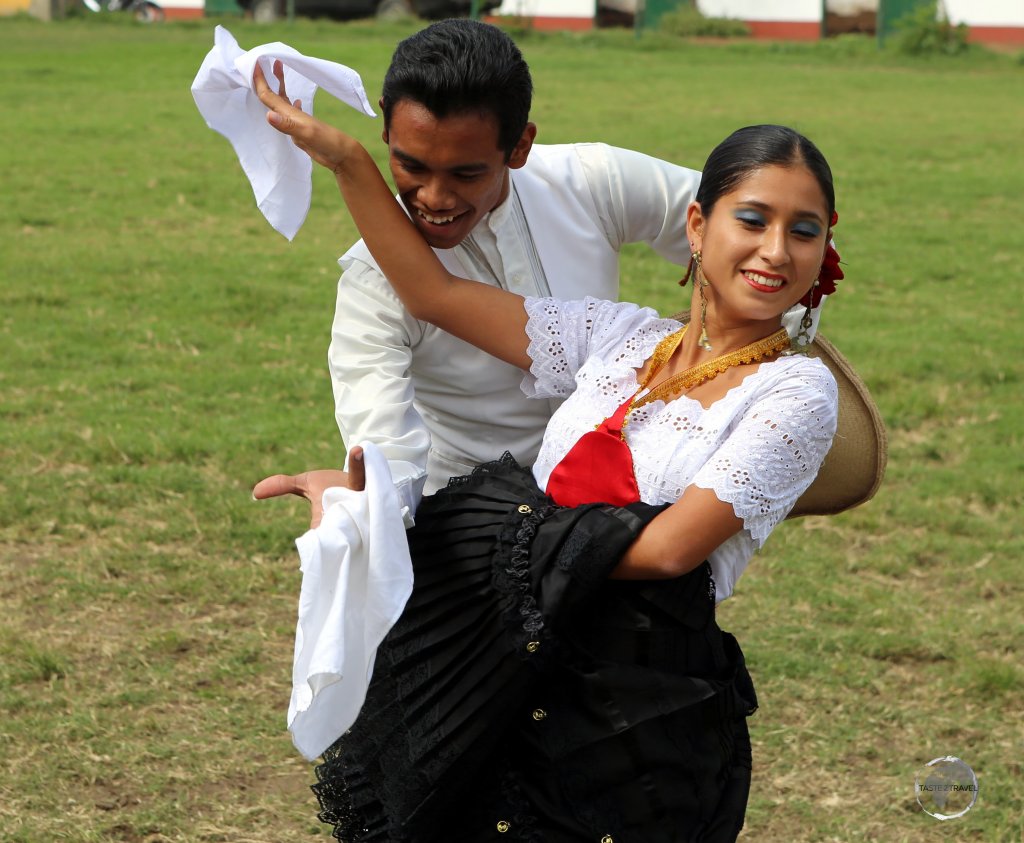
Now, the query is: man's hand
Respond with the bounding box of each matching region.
[253,446,366,529]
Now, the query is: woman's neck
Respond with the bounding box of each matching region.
[679,299,786,368]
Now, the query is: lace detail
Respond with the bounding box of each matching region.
[443,450,522,489]
[521,296,679,399]
[312,746,388,841]
[687,366,838,547]
[492,500,557,663]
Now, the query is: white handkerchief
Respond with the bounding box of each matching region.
[191,25,376,241]
[287,442,414,761]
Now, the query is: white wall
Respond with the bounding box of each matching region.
[495,0,594,18]
[697,0,821,21]
[943,0,1024,26]
[493,0,1022,29]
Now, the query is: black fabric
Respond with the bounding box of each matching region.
[312,455,756,843]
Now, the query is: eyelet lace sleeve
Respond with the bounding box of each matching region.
[521,296,671,399]
[691,361,839,548]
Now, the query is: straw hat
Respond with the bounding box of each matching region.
[787,332,887,518]
[669,312,887,518]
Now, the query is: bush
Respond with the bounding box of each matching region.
[892,5,969,55]
[658,2,750,38]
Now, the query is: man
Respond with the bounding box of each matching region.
[256,19,699,522]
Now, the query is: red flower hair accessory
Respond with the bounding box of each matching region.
[801,210,842,309]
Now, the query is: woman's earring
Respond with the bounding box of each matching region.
[678,250,696,287]
[795,279,819,348]
[694,251,713,352]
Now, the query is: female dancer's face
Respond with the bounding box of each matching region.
[686,164,830,326]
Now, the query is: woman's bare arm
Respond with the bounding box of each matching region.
[611,487,744,579]
[253,61,531,370]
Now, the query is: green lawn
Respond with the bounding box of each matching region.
[1,16,1022,842]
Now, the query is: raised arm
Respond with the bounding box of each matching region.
[253,61,530,370]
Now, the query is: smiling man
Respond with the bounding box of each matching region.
[327,19,701,520]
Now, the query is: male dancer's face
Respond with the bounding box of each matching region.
[383,99,535,251]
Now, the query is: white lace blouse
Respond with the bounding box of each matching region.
[522,297,839,602]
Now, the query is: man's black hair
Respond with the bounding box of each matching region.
[381,20,533,161]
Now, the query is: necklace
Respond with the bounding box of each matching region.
[630,325,791,412]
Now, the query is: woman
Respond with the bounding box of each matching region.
[253,64,838,842]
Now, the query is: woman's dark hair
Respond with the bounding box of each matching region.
[381,20,533,161]
[696,125,835,219]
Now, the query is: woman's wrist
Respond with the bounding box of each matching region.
[332,138,373,183]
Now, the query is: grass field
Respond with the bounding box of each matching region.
[1,15,1022,842]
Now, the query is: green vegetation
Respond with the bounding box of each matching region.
[893,5,970,55]
[1,17,1022,841]
[658,2,750,38]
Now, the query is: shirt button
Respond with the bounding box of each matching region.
[526,641,540,653]
[601,836,614,843]
[497,820,510,832]
[532,708,547,721]
[517,504,532,514]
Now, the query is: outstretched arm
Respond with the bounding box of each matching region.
[253,61,531,370]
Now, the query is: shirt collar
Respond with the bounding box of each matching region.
[483,182,517,234]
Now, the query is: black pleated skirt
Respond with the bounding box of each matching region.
[312,456,756,843]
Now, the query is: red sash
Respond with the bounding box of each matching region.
[546,326,688,508]
[545,394,641,508]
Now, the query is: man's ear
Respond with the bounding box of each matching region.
[380,97,388,145]
[507,122,537,170]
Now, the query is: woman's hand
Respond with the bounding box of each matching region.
[252,60,358,176]
[255,59,530,370]
[253,447,366,529]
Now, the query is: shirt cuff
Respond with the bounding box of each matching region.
[393,470,427,529]
[346,453,427,529]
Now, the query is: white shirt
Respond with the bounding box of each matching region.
[328,143,701,518]
[523,297,839,602]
